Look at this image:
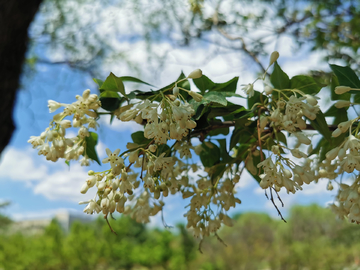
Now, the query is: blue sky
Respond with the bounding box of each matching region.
[0,4,342,227]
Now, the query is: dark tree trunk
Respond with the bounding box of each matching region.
[0,0,43,156]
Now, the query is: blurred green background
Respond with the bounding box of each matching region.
[1,204,360,270]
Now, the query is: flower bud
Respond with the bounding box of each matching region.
[59,120,72,129]
[338,148,346,160]
[283,169,292,178]
[296,117,307,130]
[149,144,157,152]
[271,145,279,155]
[80,183,89,194]
[269,51,279,66]
[264,85,273,95]
[86,176,96,187]
[338,120,352,133]
[48,100,62,113]
[188,91,203,102]
[326,147,340,160]
[291,148,307,158]
[327,182,334,191]
[128,150,139,163]
[82,89,91,99]
[293,132,311,145]
[85,110,98,118]
[186,120,197,129]
[173,86,179,96]
[304,94,318,106]
[335,86,351,95]
[260,116,268,131]
[332,128,342,137]
[126,142,139,150]
[335,100,351,108]
[187,69,203,79]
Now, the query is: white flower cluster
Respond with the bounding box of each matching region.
[79,146,177,220]
[330,182,360,224]
[257,155,317,194]
[28,89,100,164]
[182,173,241,239]
[118,97,197,144]
[256,92,320,194]
[267,95,319,137]
[325,135,360,174]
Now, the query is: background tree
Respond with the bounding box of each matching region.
[0,0,42,155]
[2,0,360,155]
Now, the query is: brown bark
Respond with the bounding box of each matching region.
[0,0,43,156]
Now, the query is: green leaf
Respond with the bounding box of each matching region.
[208,127,229,136]
[290,75,322,95]
[133,89,158,101]
[157,144,171,157]
[193,75,215,95]
[310,111,331,141]
[247,153,262,184]
[93,78,104,88]
[276,131,287,145]
[120,76,155,87]
[157,72,190,100]
[324,104,338,117]
[247,90,262,109]
[194,104,207,120]
[85,132,100,165]
[210,77,239,93]
[217,139,233,163]
[270,61,290,90]
[131,72,189,102]
[131,131,152,145]
[354,93,360,104]
[330,64,360,88]
[100,72,126,96]
[99,91,122,111]
[309,137,335,162]
[199,142,221,167]
[207,104,246,119]
[230,127,253,149]
[202,92,227,106]
[221,92,245,98]
[325,105,349,122]
[210,164,227,184]
[194,110,210,130]
[333,108,348,125]
[127,92,136,100]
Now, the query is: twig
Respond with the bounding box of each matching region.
[215,232,227,247]
[105,214,118,235]
[257,108,265,165]
[212,11,268,74]
[274,188,285,207]
[161,208,173,229]
[198,239,203,254]
[269,187,287,223]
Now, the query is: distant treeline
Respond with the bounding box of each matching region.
[1,204,360,270]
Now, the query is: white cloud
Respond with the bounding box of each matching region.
[33,163,95,202]
[0,147,95,202]
[11,208,74,221]
[301,179,333,195]
[95,140,107,159]
[0,147,48,182]
[236,170,253,189]
[282,50,329,77]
